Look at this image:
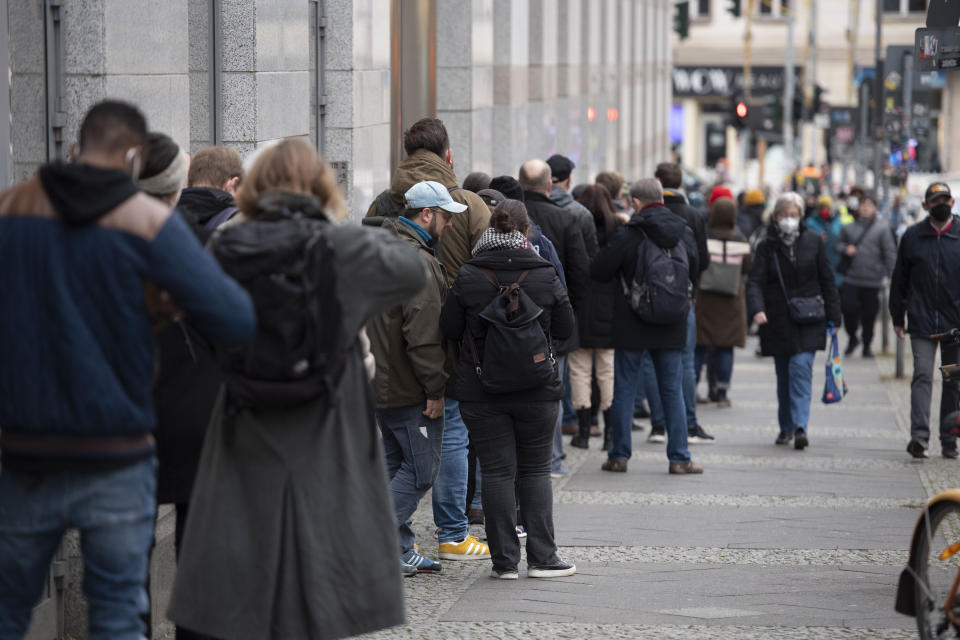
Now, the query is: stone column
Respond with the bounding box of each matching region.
[436,0,495,177]
[324,0,391,220]
[491,0,530,177]
[527,0,559,161]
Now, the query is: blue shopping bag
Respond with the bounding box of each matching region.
[822,322,848,404]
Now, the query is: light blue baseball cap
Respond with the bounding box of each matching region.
[404,180,468,214]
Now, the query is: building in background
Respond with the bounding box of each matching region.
[6,0,672,223]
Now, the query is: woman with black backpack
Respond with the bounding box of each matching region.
[440,200,576,580]
[168,139,426,640]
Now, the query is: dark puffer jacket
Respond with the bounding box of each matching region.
[577,215,620,349]
[590,205,699,351]
[663,190,709,290]
[440,248,575,403]
[523,190,589,310]
[890,215,960,336]
[746,225,841,356]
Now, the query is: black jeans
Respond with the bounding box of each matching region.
[840,284,880,348]
[460,400,560,571]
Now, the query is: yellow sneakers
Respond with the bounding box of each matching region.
[438,535,491,560]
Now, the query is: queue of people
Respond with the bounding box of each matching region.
[1,98,955,640]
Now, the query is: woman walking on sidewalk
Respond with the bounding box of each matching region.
[441,200,577,580]
[747,192,841,450]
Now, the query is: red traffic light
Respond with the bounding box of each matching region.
[736,102,748,118]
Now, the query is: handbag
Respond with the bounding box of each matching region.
[772,249,826,324]
[822,322,848,403]
[836,219,875,276]
[699,239,742,296]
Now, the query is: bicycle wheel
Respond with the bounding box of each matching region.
[914,498,960,639]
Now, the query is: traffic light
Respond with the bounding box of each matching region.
[674,1,690,40]
[727,0,741,18]
[733,100,749,129]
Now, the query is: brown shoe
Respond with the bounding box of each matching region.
[561,423,577,435]
[668,461,704,474]
[590,425,602,437]
[601,459,628,473]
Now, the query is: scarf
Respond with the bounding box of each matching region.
[471,227,528,256]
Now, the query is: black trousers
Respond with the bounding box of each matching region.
[460,400,560,572]
[841,284,880,347]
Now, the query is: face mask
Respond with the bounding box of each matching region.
[930,203,952,223]
[778,217,799,237]
[847,196,860,211]
[819,208,831,219]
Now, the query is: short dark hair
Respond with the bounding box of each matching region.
[861,194,877,207]
[491,199,530,235]
[654,162,683,189]
[139,132,180,181]
[188,146,244,188]
[403,118,450,158]
[462,171,491,193]
[79,100,148,154]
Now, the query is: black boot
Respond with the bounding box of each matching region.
[570,408,591,449]
[602,409,613,451]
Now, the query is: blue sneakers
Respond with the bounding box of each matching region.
[401,548,442,573]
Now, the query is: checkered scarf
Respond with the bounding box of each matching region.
[471,227,529,256]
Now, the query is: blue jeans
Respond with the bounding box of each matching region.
[641,351,665,428]
[552,355,568,474]
[378,404,444,553]
[609,348,690,463]
[696,346,734,390]
[773,351,815,434]
[682,306,699,429]
[0,458,157,640]
[432,399,469,544]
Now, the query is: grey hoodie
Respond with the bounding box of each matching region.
[550,185,599,257]
[835,217,897,288]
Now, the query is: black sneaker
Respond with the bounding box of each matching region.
[862,348,874,358]
[794,430,809,450]
[775,432,794,445]
[647,426,665,443]
[907,438,929,459]
[688,425,715,444]
[528,561,577,578]
[844,335,860,356]
[944,449,959,460]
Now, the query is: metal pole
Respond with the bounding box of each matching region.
[784,4,795,177]
[857,81,868,185]
[903,52,913,148]
[871,0,883,200]
[808,0,817,165]
[882,287,890,354]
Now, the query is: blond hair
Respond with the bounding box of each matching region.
[236,138,345,220]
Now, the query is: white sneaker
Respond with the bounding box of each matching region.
[528,561,577,578]
[490,567,519,579]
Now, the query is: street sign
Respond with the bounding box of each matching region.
[915,27,960,72]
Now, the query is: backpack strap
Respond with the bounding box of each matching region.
[203,205,239,230]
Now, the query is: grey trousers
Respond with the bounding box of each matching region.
[910,335,960,447]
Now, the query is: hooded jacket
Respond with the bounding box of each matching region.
[365,149,490,285]
[590,205,699,350]
[663,189,709,289]
[176,186,237,243]
[805,210,845,287]
[523,190,590,311]
[367,218,448,408]
[835,216,896,289]
[746,223,841,356]
[0,163,256,471]
[889,215,960,336]
[550,185,599,258]
[440,247,574,403]
[738,203,766,239]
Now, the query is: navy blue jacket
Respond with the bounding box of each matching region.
[890,215,960,336]
[0,169,255,469]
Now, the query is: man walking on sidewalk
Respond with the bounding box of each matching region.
[890,182,960,460]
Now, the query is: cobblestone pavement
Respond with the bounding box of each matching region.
[361,337,960,640]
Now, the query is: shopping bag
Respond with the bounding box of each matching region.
[822,322,848,404]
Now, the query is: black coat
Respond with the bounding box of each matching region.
[889,215,960,336]
[590,205,699,351]
[746,226,841,357]
[522,190,589,310]
[440,248,575,403]
[578,217,619,349]
[663,191,709,287]
[176,187,237,244]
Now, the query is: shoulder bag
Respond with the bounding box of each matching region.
[772,249,826,324]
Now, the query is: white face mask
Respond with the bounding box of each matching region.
[778,217,799,236]
[847,196,860,211]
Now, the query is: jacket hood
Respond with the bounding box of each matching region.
[549,185,574,208]
[253,191,331,222]
[662,190,687,205]
[177,187,235,225]
[37,162,139,225]
[628,205,686,249]
[389,149,459,201]
[468,247,553,271]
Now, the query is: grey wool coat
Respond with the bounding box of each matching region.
[168,219,428,640]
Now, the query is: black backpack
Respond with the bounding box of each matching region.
[622,233,691,325]
[210,208,346,409]
[466,268,557,394]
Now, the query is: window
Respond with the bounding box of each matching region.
[757,0,788,17]
[884,0,926,14]
[694,0,710,17]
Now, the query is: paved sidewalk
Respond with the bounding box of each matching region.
[363,339,957,640]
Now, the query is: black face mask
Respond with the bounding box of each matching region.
[931,203,953,223]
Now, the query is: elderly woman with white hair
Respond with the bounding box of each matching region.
[746,192,841,450]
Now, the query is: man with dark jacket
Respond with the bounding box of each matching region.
[519,159,589,312]
[656,162,713,444]
[890,182,960,460]
[176,145,244,242]
[0,100,256,639]
[591,178,703,475]
[368,181,490,573]
[547,154,599,258]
